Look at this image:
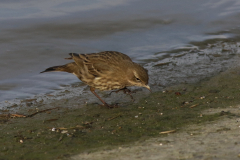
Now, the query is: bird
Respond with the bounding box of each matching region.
[40,51,150,108]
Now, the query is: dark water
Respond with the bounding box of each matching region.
[1,0,240,108]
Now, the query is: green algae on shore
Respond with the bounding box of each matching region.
[1,67,240,159]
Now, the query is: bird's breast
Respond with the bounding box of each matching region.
[92,77,124,91]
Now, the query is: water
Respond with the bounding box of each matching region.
[1,0,240,108]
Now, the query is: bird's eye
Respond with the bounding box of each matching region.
[136,77,140,81]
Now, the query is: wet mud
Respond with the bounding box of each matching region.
[1,65,240,159]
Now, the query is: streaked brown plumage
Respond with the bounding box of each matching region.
[41,51,150,107]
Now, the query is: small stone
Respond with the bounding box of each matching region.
[61,130,68,134]
[200,96,205,99]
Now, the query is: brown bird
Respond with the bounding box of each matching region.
[41,51,150,108]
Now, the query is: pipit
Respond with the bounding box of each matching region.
[41,51,150,108]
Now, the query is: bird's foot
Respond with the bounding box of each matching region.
[108,104,119,109]
[99,103,119,109]
[110,88,136,102]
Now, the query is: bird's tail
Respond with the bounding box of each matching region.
[40,62,76,73]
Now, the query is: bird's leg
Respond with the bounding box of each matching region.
[90,87,109,107]
[110,87,135,101]
[90,87,117,108]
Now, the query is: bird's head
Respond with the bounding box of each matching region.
[127,63,151,92]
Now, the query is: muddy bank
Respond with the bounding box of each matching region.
[72,106,240,160]
[1,65,240,159]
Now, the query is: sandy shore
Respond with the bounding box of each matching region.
[72,106,240,160]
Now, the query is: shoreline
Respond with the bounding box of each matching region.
[1,65,240,159]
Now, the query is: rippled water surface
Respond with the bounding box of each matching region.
[1,0,240,107]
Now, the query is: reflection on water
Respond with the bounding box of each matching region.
[1,0,240,106]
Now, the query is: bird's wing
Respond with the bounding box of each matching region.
[67,51,132,77]
[82,54,111,77]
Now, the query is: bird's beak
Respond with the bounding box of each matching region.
[145,85,152,93]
